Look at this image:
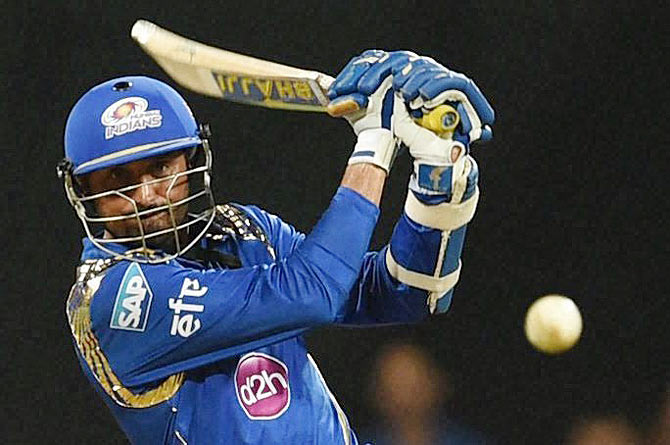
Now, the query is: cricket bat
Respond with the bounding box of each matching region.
[130,20,459,135]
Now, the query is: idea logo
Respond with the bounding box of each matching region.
[234,352,290,420]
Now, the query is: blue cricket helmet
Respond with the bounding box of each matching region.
[60,76,217,263]
[64,76,202,175]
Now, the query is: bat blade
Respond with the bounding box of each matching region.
[131,20,454,134]
[131,20,334,112]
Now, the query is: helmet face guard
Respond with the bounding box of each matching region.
[60,76,217,263]
[59,140,216,263]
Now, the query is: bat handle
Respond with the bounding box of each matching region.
[326,99,361,117]
[414,104,460,138]
[328,102,459,138]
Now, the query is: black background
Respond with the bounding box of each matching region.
[4,1,668,443]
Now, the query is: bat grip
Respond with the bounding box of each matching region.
[326,99,360,117]
[414,104,460,137]
[328,101,459,138]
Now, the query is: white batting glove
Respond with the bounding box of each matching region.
[327,50,411,173]
[392,56,494,202]
[393,95,470,201]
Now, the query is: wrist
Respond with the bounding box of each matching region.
[341,163,387,206]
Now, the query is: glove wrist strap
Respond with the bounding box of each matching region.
[348,128,397,173]
[404,187,479,230]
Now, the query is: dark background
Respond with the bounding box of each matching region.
[4,1,668,443]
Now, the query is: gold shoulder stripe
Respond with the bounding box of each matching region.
[66,259,184,408]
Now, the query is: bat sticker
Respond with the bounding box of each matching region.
[211,72,326,111]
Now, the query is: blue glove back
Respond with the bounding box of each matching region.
[392,58,495,146]
[327,50,414,172]
[327,50,413,121]
[327,49,385,110]
[392,57,443,101]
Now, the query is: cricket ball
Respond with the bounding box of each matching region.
[524,294,582,354]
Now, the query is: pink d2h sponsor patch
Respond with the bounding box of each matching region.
[235,352,290,420]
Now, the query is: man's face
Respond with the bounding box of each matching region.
[82,151,190,244]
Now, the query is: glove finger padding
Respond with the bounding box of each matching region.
[330,52,413,135]
[330,50,416,173]
[416,76,495,145]
[356,53,410,95]
[392,57,441,96]
[392,56,495,146]
[327,49,388,98]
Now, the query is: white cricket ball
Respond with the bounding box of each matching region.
[524,294,582,354]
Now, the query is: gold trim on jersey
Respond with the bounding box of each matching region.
[214,204,276,259]
[66,258,184,408]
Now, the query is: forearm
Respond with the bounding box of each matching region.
[340,202,475,325]
[341,157,480,323]
[338,248,430,325]
[340,163,387,206]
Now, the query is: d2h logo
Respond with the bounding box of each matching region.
[234,353,290,420]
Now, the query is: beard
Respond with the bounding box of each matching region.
[104,203,190,251]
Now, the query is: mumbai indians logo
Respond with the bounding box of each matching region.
[110,263,153,332]
[101,96,162,140]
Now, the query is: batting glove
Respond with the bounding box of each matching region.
[327,50,411,173]
[392,56,494,203]
[393,55,495,147]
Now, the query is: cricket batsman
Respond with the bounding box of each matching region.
[58,50,494,444]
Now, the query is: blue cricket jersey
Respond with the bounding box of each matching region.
[66,187,458,444]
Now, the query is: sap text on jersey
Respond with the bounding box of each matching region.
[110,263,153,332]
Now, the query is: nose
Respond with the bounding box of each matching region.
[132,174,163,208]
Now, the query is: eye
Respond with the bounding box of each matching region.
[157,162,171,175]
[109,168,123,180]
[99,168,129,192]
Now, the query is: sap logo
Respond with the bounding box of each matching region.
[110,263,153,332]
[235,353,290,420]
[169,277,207,338]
